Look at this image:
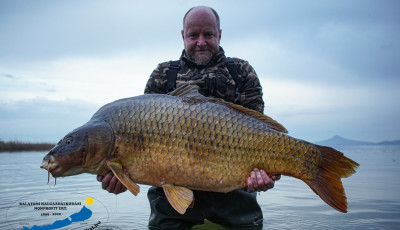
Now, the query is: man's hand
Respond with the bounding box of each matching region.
[247,168,281,192]
[97,170,128,195]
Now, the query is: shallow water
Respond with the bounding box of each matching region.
[1,145,399,229]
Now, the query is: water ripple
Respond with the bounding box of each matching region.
[2,148,400,230]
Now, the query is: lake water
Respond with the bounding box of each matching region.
[1,145,400,229]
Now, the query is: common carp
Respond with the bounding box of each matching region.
[41,84,359,214]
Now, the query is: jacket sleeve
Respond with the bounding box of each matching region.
[144,62,169,94]
[235,59,265,114]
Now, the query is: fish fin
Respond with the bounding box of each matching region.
[106,159,140,196]
[189,196,195,208]
[169,83,288,133]
[303,145,359,213]
[162,184,194,214]
[222,102,288,133]
[168,83,202,97]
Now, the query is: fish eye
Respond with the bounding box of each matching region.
[65,137,73,145]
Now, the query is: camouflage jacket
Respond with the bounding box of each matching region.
[144,47,265,113]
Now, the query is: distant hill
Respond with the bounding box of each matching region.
[315,135,400,146]
[376,140,400,145]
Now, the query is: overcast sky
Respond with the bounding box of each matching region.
[0,0,399,143]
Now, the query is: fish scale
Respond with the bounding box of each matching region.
[104,94,316,192]
[41,84,358,214]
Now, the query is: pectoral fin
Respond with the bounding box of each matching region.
[106,159,140,196]
[162,184,194,214]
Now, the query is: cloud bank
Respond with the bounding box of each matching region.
[0,0,399,142]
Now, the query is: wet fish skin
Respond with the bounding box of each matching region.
[40,120,114,178]
[105,94,323,190]
[41,84,359,214]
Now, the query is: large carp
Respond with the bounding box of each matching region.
[41,84,358,214]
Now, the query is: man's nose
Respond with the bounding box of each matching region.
[196,35,207,47]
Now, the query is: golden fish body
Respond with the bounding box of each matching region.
[108,92,318,192]
[41,85,358,214]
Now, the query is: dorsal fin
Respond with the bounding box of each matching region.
[168,84,202,97]
[223,102,288,133]
[169,84,288,133]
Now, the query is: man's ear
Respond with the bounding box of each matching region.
[181,30,185,40]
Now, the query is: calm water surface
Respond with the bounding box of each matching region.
[1,145,399,229]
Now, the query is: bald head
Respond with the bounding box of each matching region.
[183,6,220,30]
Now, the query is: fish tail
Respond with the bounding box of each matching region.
[303,145,359,213]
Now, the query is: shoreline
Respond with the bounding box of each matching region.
[0,141,55,152]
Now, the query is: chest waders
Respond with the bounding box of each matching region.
[148,58,264,229]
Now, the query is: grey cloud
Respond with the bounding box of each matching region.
[221,0,400,85]
[0,98,98,120]
[0,0,399,143]
[269,98,400,143]
[0,98,100,142]
[1,74,16,79]
[0,0,184,60]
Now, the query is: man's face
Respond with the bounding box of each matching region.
[181,8,221,66]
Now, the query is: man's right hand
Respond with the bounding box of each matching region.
[97,171,128,195]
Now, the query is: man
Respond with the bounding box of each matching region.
[98,6,281,229]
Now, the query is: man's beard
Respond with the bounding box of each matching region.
[190,51,213,66]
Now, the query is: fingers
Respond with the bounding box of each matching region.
[100,172,114,191]
[270,173,281,181]
[247,177,255,192]
[247,168,280,192]
[97,171,128,195]
[107,173,119,192]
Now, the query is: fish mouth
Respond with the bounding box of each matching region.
[40,155,61,183]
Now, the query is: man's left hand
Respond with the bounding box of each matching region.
[247,168,281,192]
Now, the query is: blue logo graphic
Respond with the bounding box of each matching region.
[6,192,108,230]
[23,205,92,230]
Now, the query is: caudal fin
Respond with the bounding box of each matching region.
[303,145,359,213]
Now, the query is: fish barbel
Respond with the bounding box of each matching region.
[40,84,359,214]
